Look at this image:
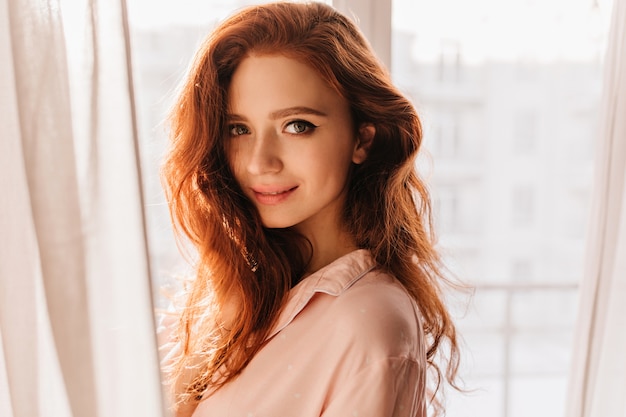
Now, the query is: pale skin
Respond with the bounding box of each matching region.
[226,53,374,273]
[174,53,374,416]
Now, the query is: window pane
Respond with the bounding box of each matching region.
[392,0,613,415]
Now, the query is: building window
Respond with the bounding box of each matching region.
[511,185,535,228]
[513,110,538,155]
[432,111,461,159]
[511,259,534,282]
[433,185,460,234]
[438,39,462,83]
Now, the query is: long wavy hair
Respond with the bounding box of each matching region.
[162,1,460,414]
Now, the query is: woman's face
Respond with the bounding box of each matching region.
[225,54,367,241]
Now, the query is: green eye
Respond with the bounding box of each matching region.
[285,120,317,134]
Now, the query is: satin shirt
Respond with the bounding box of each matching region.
[191,249,427,417]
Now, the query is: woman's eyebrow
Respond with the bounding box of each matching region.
[269,106,327,120]
[225,113,247,122]
[226,106,327,121]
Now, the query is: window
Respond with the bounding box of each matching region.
[510,259,534,282]
[391,0,612,416]
[438,39,462,84]
[513,110,538,155]
[433,185,460,234]
[432,111,461,159]
[511,185,535,227]
[127,0,614,415]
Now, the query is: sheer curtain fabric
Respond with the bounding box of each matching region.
[566,0,626,416]
[0,0,163,416]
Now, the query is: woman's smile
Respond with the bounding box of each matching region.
[250,185,298,205]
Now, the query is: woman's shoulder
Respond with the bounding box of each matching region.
[323,267,424,359]
[335,268,416,313]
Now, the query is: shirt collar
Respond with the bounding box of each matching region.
[267,249,376,340]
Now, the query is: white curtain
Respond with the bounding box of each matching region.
[566,0,626,416]
[0,0,164,415]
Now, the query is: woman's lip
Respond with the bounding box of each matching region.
[251,186,297,205]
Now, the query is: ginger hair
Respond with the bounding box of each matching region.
[162,2,460,414]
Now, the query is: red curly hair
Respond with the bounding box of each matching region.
[162,1,461,414]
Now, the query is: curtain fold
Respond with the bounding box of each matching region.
[566,0,626,416]
[0,0,164,415]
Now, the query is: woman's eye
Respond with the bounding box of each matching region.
[229,124,250,136]
[285,120,316,134]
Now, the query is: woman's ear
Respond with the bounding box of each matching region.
[352,123,376,164]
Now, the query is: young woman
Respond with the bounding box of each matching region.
[161,2,461,416]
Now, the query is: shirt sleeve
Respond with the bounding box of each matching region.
[321,356,426,417]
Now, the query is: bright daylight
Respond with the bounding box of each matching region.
[1,0,624,417]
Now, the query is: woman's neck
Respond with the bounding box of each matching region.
[303,227,357,276]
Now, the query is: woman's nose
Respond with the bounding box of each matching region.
[246,130,283,175]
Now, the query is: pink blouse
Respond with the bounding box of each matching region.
[192,249,427,417]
